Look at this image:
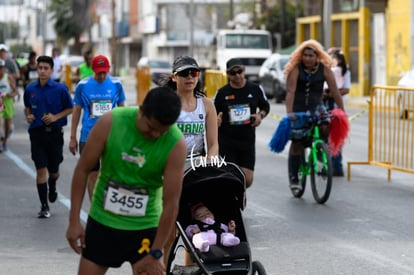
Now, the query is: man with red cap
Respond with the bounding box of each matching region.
[69,55,126,199]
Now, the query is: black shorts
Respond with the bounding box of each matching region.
[82,217,157,268]
[79,142,100,171]
[29,126,64,173]
[219,139,255,170]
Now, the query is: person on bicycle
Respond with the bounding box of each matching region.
[284,39,345,190]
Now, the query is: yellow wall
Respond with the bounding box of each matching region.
[386,0,411,85]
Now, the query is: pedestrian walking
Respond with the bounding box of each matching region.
[76,49,94,82]
[23,55,73,218]
[213,58,270,188]
[0,58,19,152]
[66,87,186,275]
[20,51,38,89]
[161,55,219,266]
[323,47,351,177]
[69,55,126,200]
[0,43,20,149]
[51,47,62,82]
[161,55,219,158]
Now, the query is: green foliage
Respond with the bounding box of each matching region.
[49,0,83,45]
[10,44,33,57]
[260,1,304,49]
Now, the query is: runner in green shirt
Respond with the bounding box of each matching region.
[66,87,187,275]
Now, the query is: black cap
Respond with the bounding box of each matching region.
[226,58,244,71]
[173,56,200,72]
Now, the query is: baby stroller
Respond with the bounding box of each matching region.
[166,162,267,275]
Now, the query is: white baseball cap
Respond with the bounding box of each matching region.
[0,44,9,51]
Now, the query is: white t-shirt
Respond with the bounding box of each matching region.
[52,56,62,80]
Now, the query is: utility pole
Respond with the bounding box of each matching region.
[322,0,332,48]
[111,0,117,76]
[229,0,234,22]
[280,0,286,48]
[189,0,194,56]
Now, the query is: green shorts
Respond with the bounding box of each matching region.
[0,97,15,119]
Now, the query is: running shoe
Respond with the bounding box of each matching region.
[48,189,58,203]
[38,205,51,219]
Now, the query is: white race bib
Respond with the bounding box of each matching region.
[103,181,149,216]
[91,100,112,117]
[229,104,251,125]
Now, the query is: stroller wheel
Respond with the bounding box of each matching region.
[252,260,267,275]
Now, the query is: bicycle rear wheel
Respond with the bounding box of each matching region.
[310,142,332,204]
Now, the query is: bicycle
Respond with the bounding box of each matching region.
[289,112,333,204]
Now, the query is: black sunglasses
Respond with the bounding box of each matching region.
[228,69,244,76]
[174,69,200,78]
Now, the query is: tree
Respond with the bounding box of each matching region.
[49,0,93,54]
[260,1,304,49]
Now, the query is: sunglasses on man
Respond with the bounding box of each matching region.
[174,69,200,78]
[228,69,244,76]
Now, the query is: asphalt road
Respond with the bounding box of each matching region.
[1,77,414,275]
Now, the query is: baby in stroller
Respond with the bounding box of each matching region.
[185,202,240,252]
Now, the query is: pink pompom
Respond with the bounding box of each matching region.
[329,109,350,156]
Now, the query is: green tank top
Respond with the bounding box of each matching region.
[89,106,183,230]
[79,62,94,80]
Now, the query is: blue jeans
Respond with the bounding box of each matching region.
[332,150,343,172]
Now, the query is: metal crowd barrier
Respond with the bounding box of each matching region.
[136,66,151,105]
[135,68,227,104]
[348,85,414,180]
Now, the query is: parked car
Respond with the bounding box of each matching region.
[258,53,290,103]
[137,57,172,85]
[396,69,414,119]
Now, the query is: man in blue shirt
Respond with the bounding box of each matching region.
[23,55,73,218]
[69,55,126,200]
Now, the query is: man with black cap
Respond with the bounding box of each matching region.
[213,58,270,188]
[69,55,126,200]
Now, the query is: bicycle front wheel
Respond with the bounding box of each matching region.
[310,142,332,204]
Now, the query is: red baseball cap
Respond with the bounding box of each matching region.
[92,55,110,74]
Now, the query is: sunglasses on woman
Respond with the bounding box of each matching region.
[174,69,200,78]
[228,69,244,76]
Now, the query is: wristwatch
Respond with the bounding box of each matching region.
[149,249,163,259]
[259,112,266,119]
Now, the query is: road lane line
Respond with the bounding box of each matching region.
[4,150,88,222]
